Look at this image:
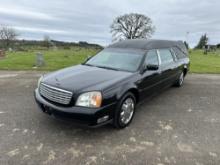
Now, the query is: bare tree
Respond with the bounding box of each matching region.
[111,13,155,42]
[43,35,51,49]
[0,25,18,49]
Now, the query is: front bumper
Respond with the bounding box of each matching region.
[34,89,117,127]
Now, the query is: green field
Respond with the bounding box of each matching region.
[0,47,220,73]
[0,47,100,71]
[189,49,220,73]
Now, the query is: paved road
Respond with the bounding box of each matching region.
[0,71,220,165]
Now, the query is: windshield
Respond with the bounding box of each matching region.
[85,49,144,72]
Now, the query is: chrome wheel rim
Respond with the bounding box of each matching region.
[120,98,135,124]
[179,72,184,85]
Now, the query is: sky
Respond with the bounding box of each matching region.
[0,0,220,47]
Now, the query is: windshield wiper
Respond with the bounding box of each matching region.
[95,66,121,71]
[84,64,121,71]
[83,63,96,67]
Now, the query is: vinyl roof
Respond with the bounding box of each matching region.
[108,39,188,54]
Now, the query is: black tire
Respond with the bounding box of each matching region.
[113,92,136,129]
[174,71,184,87]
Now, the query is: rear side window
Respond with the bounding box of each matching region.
[159,49,174,65]
[145,50,159,65]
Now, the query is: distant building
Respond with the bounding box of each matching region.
[204,44,217,52]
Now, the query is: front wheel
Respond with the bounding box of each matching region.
[113,92,136,129]
[174,71,184,87]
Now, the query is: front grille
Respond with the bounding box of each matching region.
[39,83,73,105]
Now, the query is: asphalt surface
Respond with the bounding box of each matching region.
[0,71,220,165]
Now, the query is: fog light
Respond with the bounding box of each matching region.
[97,115,109,124]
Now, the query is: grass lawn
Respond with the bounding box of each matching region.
[0,47,100,71]
[0,47,220,73]
[189,49,220,74]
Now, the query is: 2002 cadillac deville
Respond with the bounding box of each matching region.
[35,39,190,128]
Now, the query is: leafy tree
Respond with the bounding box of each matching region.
[184,41,189,50]
[110,13,155,42]
[195,34,208,49]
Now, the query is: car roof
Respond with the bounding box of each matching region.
[108,39,188,55]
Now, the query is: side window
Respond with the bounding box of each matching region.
[145,50,159,66]
[173,47,186,59]
[170,48,178,61]
[159,49,174,64]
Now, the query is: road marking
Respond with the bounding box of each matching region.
[0,111,6,114]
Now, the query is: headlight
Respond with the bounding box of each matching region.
[37,76,43,88]
[76,91,102,108]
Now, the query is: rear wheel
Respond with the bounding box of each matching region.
[114,92,136,129]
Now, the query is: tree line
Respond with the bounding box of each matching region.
[0,27,102,50]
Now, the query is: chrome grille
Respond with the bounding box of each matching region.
[39,83,73,105]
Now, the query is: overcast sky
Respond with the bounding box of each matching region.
[0,0,219,47]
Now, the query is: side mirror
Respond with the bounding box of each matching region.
[142,64,159,73]
[145,64,159,71]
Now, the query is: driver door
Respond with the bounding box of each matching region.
[138,50,162,99]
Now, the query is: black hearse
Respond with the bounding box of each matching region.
[35,39,190,128]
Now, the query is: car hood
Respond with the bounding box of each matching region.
[42,65,133,92]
